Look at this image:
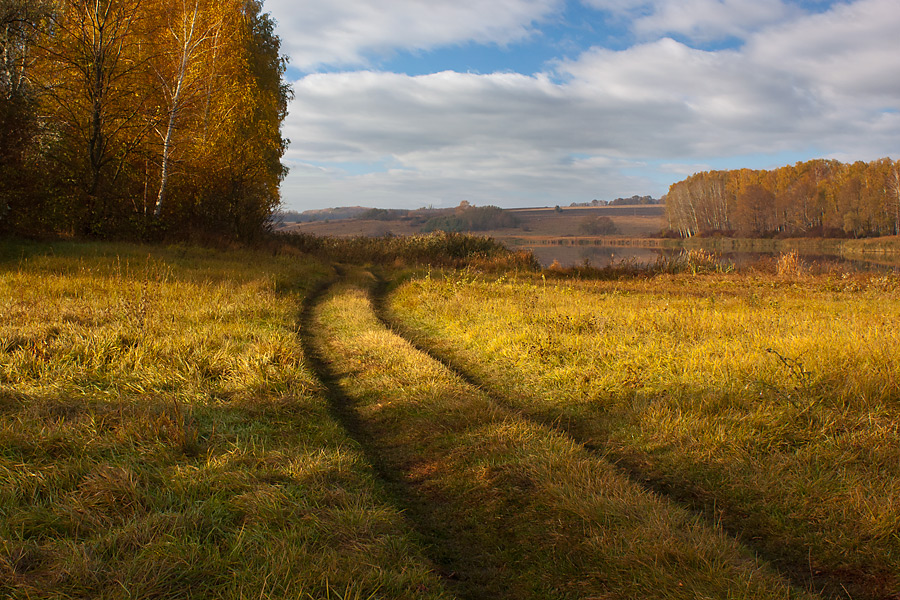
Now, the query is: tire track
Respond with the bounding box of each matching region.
[304,272,819,600]
[369,273,849,600]
[298,274,465,597]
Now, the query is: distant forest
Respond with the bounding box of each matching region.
[1,0,289,240]
[666,158,900,238]
[570,195,660,207]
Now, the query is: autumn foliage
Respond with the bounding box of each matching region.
[0,0,289,240]
[666,158,900,238]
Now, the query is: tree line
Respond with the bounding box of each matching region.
[665,158,900,238]
[1,0,289,240]
[421,202,519,233]
[570,195,660,208]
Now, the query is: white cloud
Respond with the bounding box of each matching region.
[283,70,659,208]
[276,0,900,210]
[582,0,797,42]
[659,162,714,176]
[266,0,563,70]
[635,0,795,41]
[748,0,900,106]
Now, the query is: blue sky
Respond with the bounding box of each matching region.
[265,0,900,211]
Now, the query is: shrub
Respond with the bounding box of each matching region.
[421,205,519,233]
[578,216,618,235]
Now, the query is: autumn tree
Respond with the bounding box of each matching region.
[147,0,226,218]
[37,0,158,234]
[665,158,900,238]
[664,171,730,237]
[579,215,618,235]
[733,184,776,235]
[889,160,900,235]
[158,0,290,239]
[1,0,290,240]
[1,0,47,98]
[0,0,50,231]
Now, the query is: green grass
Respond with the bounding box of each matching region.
[386,265,900,599]
[0,241,452,599]
[311,273,816,600]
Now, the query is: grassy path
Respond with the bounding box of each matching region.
[374,280,826,599]
[307,271,818,600]
[0,243,452,599]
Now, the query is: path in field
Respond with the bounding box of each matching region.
[301,272,820,600]
[372,279,887,600]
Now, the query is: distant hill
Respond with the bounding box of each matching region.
[279,202,665,238]
[274,207,371,224]
[277,197,661,226]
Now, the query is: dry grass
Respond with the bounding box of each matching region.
[312,274,817,600]
[386,263,900,599]
[0,240,451,599]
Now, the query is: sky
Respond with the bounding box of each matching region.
[264,0,900,211]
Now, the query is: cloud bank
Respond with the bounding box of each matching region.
[266,0,565,70]
[271,0,900,209]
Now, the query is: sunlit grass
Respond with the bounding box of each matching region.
[0,241,451,599]
[387,265,900,599]
[313,274,816,600]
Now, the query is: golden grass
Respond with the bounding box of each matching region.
[0,241,451,599]
[312,274,817,600]
[386,266,900,599]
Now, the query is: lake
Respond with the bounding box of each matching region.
[510,238,900,271]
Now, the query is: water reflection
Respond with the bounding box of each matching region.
[518,240,900,272]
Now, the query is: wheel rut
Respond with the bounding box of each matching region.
[298,274,467,597]
[301,271,824,600]
[368,273,853,600]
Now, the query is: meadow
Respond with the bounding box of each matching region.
[2,237,898,599]
[0,241,451,599]
[385,254,900,600]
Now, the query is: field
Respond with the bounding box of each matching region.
[385,259,900,600]
[2,238,899,599]
[0,241,450,598]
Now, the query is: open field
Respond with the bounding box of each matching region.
[3,237,899,599]
[280,204,666,240]
[500,205,665,238]
[386,263,900,600]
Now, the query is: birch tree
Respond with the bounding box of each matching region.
[149,0,224,217]
[1,0,50,229]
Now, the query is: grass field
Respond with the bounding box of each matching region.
[311,274,813,599]
[0,241,451,599]
[3,237,898,599]
[386,262,900,600]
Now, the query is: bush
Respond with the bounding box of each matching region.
[421,205,518,232]
[578,216,618,235]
